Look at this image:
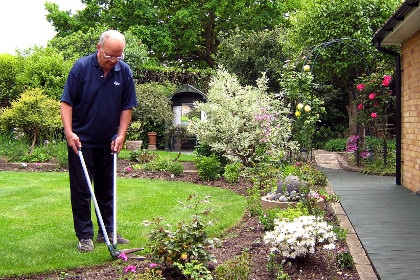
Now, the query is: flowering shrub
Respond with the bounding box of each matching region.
[142,195,218,278]
[280,63,325,154]
[189,67,295,167]
[355,73,394,124]
[263,215,336,259]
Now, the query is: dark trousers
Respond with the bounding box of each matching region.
[68,147,114,240]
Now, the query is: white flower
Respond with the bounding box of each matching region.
[263,215,337,259]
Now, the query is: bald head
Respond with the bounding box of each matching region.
[96,30,126,74]
[98,30,126,47]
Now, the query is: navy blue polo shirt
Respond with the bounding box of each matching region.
[61,52,137,148]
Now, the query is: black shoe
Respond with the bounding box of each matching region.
[78,239,94,252]
[96,232,129,244]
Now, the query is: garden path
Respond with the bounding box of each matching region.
[315,150,420,280]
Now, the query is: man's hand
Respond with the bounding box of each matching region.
[111,135,125,154]
[65,131,81,154]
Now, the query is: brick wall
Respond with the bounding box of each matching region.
[401,29,420,192]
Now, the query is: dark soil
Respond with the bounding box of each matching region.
[2,160,360,280]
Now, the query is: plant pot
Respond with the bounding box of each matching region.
[260,196,325,212]
[125,140,143,150]
[147,132,157,150]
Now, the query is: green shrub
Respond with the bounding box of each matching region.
[335,251,354,269]
[130,149,157,163]
[324,138,347,152]
[165,161,184,176]
[195,155,222,181]
[259,208,282,231]
[223,162,242,183]
[215,251,251,280]
[145,195,215,274]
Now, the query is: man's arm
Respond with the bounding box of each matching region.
[111,109,133,153]
[60,101,81,154]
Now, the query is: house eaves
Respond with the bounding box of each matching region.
[372,0,420,46]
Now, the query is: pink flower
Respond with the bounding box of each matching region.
[356,83,365,91]
[149,263,159,269]
[124,265,137,273]
[357,104,363,110]
[389,91,393,95]
[382,75,392,87]
[126,166,132,172]
[371,112,377,118]
[373,102,379,107]
[118,253,128,261]
[368,93,375,100]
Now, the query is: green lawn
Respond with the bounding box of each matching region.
[0,171,246,278]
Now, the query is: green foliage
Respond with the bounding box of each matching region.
[335,251,354,269]
[126,121,143,140]
[267,253,291,280]
[280,62,325,152]
[259,208,282,231]
[189,68,295,167]
[0,88,61,152]
[133,82,175,134]
[195,155,222,181]
[223,162,242,184]
[130,149,157,163]
[333,227,349,242]
[15,47,72,100]
[275,202,310,221]
[143,159,184,176]
[145,195,215,273]
[0,54,18,106]
[217,27,288,91]
[174,260,213,280]
[324,138,347,152]
[48,28,101,61]
[246,184,263,217]
[215,251,252,280]
[46,0,293,68]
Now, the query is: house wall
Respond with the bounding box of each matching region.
[401,29,420,192]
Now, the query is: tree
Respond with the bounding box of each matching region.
[0,54,18,107]
[285,0,400,135]
[0,88,61,153]
[14,47,72,100]
[216,27,289,91]
[45,0,297,68]
[189,68,296,167]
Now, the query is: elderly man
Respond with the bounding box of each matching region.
[60,30,137,252]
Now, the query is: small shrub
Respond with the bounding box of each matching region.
[215,251,251,280]
[267,253,291,280]
[143,195,216,271]
[195,155,222,181]
[223,162,242,183]
[174,260,213,280]
[259,208,281,231]
[335,251,354,269]
[324,138,347,152]
[165,161,184,176]
[130,149,157,163]
[246,184,263,217]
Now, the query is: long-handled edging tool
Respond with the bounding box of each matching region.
[78,148,145,260]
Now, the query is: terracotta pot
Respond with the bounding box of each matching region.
[147,132,157,150]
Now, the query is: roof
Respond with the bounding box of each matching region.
[372,0,420,46]
[169,84,207,100]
